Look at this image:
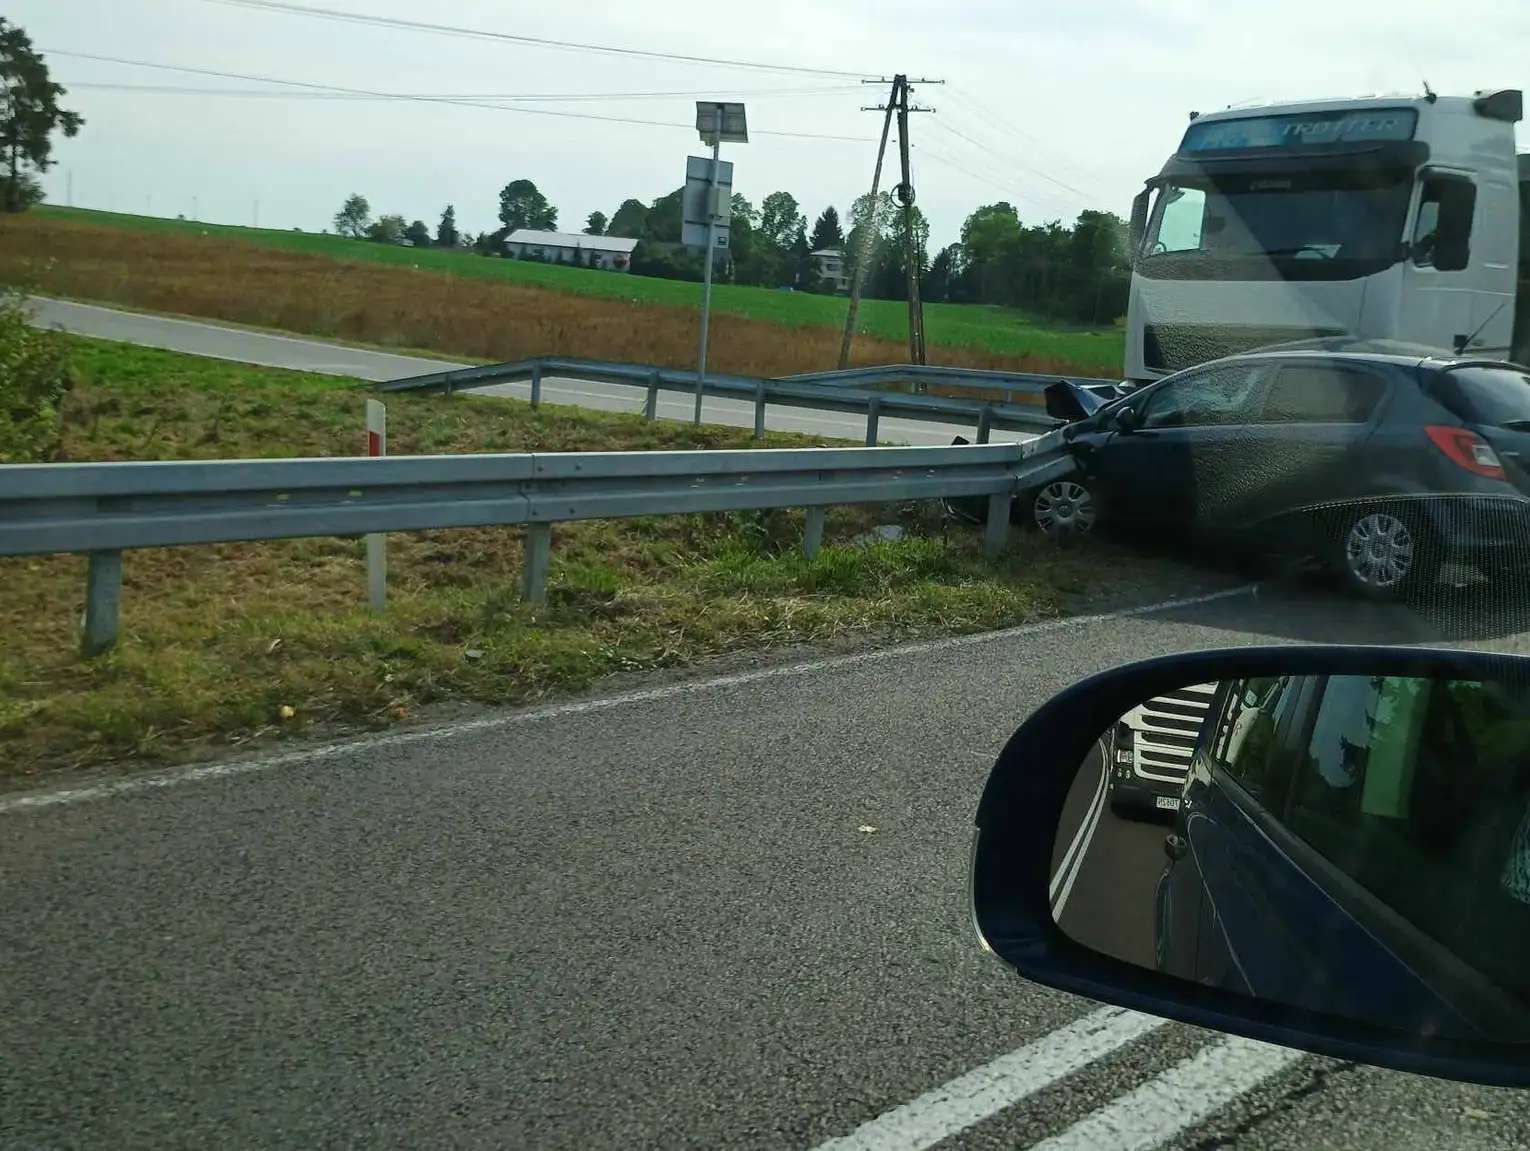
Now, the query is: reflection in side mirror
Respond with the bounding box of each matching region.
[1050,672,1530,1045]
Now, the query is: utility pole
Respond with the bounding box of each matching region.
[838,74,941,370]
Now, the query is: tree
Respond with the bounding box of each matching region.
[642,188,684,243]
[403,219,432,247]
[333,193,371,238]
[366,213,406,244]
[758,191,806,252]
[607,197,648,238]
[497,178,557,233]
[436,204,459,248]
[844,190,898,287]
[810,205,844,252]
[0,20,83,213]
[584,210,608,236]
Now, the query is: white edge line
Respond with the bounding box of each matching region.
[0,585,1253,816]
[1022,1034,1305,1151]
[1049,751,1109,918]
[809,1006,1171,1151]
[1048,739,1109,902]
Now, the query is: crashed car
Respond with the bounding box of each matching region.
[945,345,1530,601]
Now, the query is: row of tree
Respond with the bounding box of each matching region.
[333,176,1133,324]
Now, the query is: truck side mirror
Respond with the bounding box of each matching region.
[1129,187,1152,262]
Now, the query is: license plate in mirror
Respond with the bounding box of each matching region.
[1156,796,1180,810]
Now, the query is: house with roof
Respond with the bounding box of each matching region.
[811,247,852,293]
[503,229,639,272]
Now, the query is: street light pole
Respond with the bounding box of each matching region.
[695,104,724,426]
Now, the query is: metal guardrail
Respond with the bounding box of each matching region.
[1,438,1075,656]
[375,355,1121,443]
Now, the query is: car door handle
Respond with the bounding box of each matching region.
[1164,833,1188,862]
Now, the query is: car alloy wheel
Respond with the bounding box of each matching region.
[1343,510,1417,592]
[1033,480,1096,535]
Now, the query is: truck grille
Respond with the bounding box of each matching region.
[1143,324,1347,372]
[1125,683,1219,783]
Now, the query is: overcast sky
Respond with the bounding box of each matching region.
[15,0,1530,251]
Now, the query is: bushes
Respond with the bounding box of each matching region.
[0,280,74,462]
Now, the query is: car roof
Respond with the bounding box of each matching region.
[1207,338,1522,373]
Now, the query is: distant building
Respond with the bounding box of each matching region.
[811,247,851,293]
[503,229,638,271]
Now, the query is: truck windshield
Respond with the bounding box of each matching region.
[1141,170,1413,275]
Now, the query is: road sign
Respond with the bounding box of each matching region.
[683,155,733,249]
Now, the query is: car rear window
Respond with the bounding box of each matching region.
[1429,366,1530,428]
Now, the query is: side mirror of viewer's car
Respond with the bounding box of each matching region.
[971,646,1530,1088]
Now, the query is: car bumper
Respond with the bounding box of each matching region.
[1421,496,1530,571]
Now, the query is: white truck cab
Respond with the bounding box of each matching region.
[1124,89,1530,384]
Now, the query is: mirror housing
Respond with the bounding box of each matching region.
[971,645,1530,1089]
[1128,186,1152,264]
[1112,406,1142,433]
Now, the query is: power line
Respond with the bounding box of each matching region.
[65,81,864,102]
[205,0,877,80]
[941,87,1113,190]
[917,138,1078,218]
[47,51,873,141]
[927,118,1095,202]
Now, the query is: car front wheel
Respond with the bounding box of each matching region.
[1030,478,1098,536]
[1334,507,1439,601]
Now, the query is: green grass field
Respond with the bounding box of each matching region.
[0,335,1161,777]
[35,206,1126,372]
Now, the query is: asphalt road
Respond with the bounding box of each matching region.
[25,297,1032,447]
[10,581,1530,1150]
[1051,750,1167,972]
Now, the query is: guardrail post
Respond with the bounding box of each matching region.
[522,523,552,603]
[530,364,543,409]
[82,549,123,657]
[753,381,767,441]
[644,371,659,421]
[802,508,826,558]
[977,406,993,444]
[983,494,1010,556]
[865,397,881,447]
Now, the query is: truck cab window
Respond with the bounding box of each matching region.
[1412,176,1477,271]
[1149,186,1206,254]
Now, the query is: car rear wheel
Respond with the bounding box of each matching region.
[1334,508,1439,601]
[1030,479,1097,536]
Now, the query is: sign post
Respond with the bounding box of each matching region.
[690,101,748,425]
[365,398,387,612]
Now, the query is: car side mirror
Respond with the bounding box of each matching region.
[971,645,1530,1089]
[1112,406,1142,433]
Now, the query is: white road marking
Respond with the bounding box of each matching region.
[0,586,1253,815]
[1023,1035,1305,1151]
[808,1007,1170,1151]
[1049,745,1109,919]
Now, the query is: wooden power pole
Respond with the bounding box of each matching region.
[837,74,941,370]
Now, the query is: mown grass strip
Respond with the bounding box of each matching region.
[1,336,1138,783]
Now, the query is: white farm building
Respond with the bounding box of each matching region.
[503,229,638,272]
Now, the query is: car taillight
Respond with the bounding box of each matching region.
[1424,425,1506,479]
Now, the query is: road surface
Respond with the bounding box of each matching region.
[1051,746,1167,971]
[9,582,1530,1150]
[26,297,1034,448]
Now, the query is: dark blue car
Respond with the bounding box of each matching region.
[1155,672,1530,1040]
[1026,342,1530,600]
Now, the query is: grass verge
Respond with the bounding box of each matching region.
[0,336,1149,784]
[9,207,1125,376]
